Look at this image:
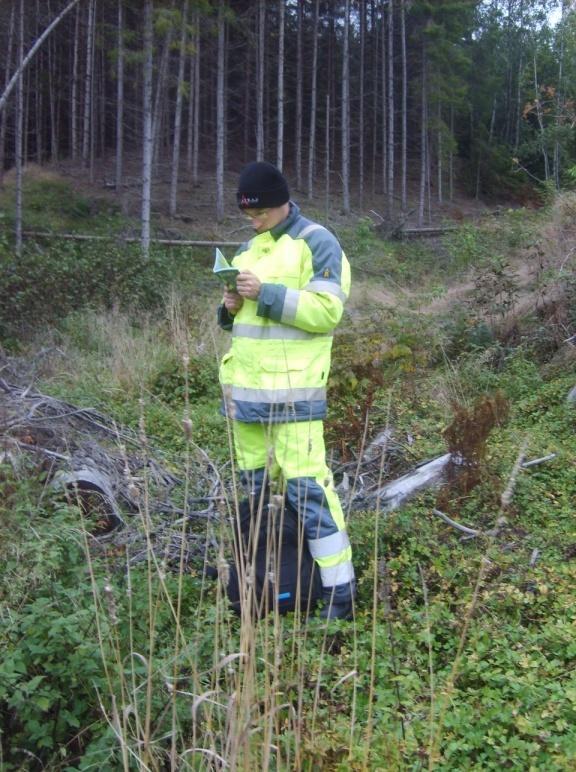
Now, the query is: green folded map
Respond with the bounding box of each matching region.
[213,248,239,290]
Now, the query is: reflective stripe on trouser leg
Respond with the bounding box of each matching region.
[274,420,355,602]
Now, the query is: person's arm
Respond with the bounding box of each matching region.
[256,230,350,334]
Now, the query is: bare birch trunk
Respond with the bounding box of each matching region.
[276,0,285,171]
[216,1,225,221]
[341,0,351,214]
[115,0,124,190]
[307,0,319,199]
[169,0,188,217]
[295,0,303,189]
[141,0,154,258]
[256,0,265,160]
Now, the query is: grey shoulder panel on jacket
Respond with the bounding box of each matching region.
[288,216,344,281]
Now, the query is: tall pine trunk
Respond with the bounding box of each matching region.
[400,0,407,211]
[295,0,303,189]
[341,0,351,214]
[307,0,319,199]
[216,0,225,221]
[358,0,365,209]
[169,0,188,217]
[0,5,15,185]
[115,0,124,190]
[276,0,285,171]
[15,0,24,256]
[141,0,154,258]
[386,0,394,216]
[82,0,95,170]
[256,0,265,160]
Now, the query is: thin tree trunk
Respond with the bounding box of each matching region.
[341,0,351,214]
[216,0,225,221]
[437,102,443,204]
[533,54,550,181]
[256,0,265,160]
[115,0,124,190]
[15,0,24,257]
[141,0,154,258]
[513,0,525,152]
[307,0,319,199]
[0,0,82,115]
[295,0,303,189]
[387,0,394,216]
[192,20,200,184]
[169,0,188,217]
[325,93,330,221]
[381,8,387,195]
[370,0,379,196]
[449,104,454,202]
[553,1,566,189]
[34,0,43,164]
[0,5,16,185]
[82,0,95,169]
[276,0,285,171]
[418,45,427,227]
[47,6,58,162]
[400,0,407,210]
[152,25,174,165]
[71,3,80,160]
[359,0,366,209]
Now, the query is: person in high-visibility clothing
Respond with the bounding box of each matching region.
[218,161,355,620]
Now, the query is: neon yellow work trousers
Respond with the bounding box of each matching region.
[232,419,355,600]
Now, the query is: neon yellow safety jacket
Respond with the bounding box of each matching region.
[218,202,351,422]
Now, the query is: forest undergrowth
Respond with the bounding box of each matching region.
[1,184,576,770]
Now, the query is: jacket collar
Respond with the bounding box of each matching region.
[268,201,300,241]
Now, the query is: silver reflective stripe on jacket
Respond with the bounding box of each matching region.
[319,560,356,587]
[308,530,351,559]
[297,223,325,239]
[230,385,326,403]
[281,288,300,323]
[304,280,347,301]
[232,323,332,341]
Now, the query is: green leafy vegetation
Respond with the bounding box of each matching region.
[1,190,576,770]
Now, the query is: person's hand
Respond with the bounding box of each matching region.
[223,288,244,314]
[236,270,261,300]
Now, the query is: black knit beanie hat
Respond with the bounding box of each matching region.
[236,161,290,209]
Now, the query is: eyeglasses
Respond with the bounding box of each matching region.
[242,208,270,220]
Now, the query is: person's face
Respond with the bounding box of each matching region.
[242,204,289,234]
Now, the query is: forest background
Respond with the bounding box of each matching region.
[1,0,576,770]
